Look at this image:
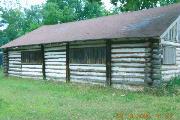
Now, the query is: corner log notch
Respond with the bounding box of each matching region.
[106,40,111,86]
[3,48,9,77]
[66,42,70,82]
[41,45,46,80]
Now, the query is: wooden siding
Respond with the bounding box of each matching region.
[3,49,9,76]
[8,51,21,77]
[21,64,43,79]
[160,17,180,81]
[151,41,162,85]
[44,44,66,81]
[161,47,180,81]
[111,40,152,85]
[4,39,165,87]
[20,46,43,79]
[7,45,44,79]
[69,41,106,84]
[70,64,106,84]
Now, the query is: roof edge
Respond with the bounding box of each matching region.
[1,36,160,49]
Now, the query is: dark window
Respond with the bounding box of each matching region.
[70,47,106,64]
[163,46,176,65]
[22,51,42,64]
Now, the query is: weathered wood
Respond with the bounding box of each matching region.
[106,40,111,86]
[44,44,66,82]
[70,65,106,72]
[44,46,66,51]
[111,42,150,48]
[20,64,43,79]
[111,41,153,85]
[111,48,151,53]
[21,75,43,79]
[111,80,145,86]
[70,76,106,82]
[3,49,9,77]
[66,43,70,82]
[145,42,153,85]
[8,50,22,77]
[69,63,106,82]
[70,40,105,46]
[70,44,106,48]
[21,64,42,68]
[111,53,151,58]
[161,44,180,81]
[70,79,105,84]
[70,71,106,77]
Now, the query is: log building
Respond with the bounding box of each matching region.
[2,3,180,89]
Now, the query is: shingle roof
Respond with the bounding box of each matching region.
[2,3,180,48]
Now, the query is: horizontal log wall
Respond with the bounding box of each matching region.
[44,44,66,81]
[69,41,106,84]
[7,45,44,79]
[8,51,21,77]
[111,40,152,85]
[161,47,180,81]
[70,64,106,83]
[3,49,8,76]
[4,39,164,87]
[21,64,43,79]
[20,46,43,79]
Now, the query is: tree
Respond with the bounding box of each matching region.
[81,1,107,19]
[159,0,180,6]
[0,6,43,45]
[43,2,64,24]
[42,0,107,24]
[24,5,43,32]
[111,0,180,12]
[1,9,24,41]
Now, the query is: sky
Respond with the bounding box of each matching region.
[0,0,113,10]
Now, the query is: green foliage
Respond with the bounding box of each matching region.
[82,1,107,19]
[0,6,43,46]
[111,0,158,11]
[42,0,107,24]
[24,5,43,32]
[111,0,180,12]
[159,0,180,6]
[166,76,180,94]
[144,76,180,96]
[42,2,63,24]
[0,9,24,45]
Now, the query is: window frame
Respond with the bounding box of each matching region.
[69,46,106,64]
[21,50,42,65]
[162,46,176,65]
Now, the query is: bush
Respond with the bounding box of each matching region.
[166,76,180,95]
[144,76,180,96]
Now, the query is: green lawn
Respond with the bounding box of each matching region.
[0,72,179,120]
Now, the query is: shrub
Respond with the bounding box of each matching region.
[144,76,180,96]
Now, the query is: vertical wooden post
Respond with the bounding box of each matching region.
[106,40,111,86]
[41,45,46,80]
[66,42,70,82]
[3,48,9,77]
[148,41,154,86]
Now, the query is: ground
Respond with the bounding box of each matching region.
[0,72,179,120]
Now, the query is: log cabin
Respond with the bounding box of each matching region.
[2,3,180,89]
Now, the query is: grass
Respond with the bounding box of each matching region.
[0,72,180,120]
